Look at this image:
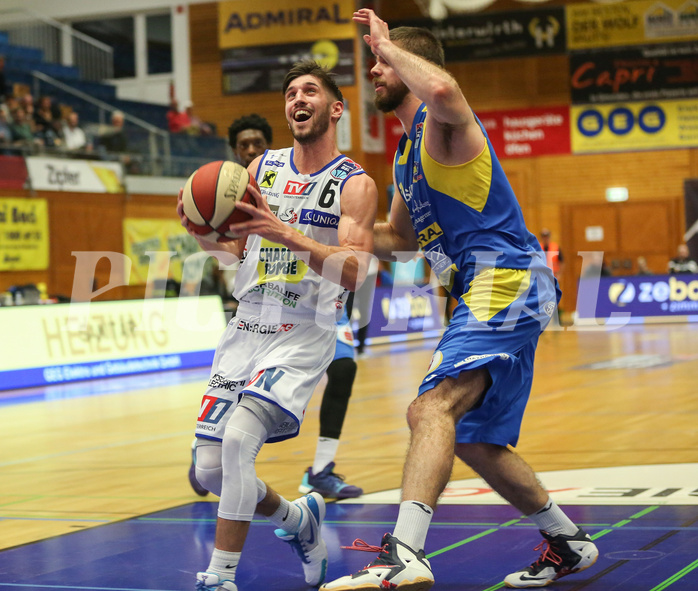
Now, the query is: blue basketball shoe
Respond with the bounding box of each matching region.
[299,461,363,499]
[274,492,328,586]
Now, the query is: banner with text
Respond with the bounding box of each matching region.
[570,42,698,104]
[365,285,445,343]
[26,157,124,193]
[0,197,49,271]
[394,7,566,62]
[122,218,200,285]
[0,297,226,390]
[477,106,571,158]
[567,0,698,50]
[571,98,698,153]
[218,0,354,49]
[577,274,698,320]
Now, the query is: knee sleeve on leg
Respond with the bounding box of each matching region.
[195,440,223,497]
[218,401,283,521]
[320,357,357,440]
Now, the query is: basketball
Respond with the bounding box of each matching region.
[181,160,258,242]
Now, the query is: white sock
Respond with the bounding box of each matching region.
[393,500,434,552]
[207,548,241,580]
[528,498,579,536]
[267,496,302,533]
[312,437,340,474]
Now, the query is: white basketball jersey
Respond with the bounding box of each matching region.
[233,147,366,327]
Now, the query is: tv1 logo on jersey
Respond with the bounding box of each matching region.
[284,180,317,196]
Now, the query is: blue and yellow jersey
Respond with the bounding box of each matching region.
[395,103,555,317]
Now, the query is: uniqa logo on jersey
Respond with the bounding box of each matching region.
[607,277,698,313]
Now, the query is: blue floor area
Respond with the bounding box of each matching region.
[0,502,697,590]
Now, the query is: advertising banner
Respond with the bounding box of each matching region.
[394,8,566,62]
[0,197,49,271]
[571,98,698,154]
[567,0,698,50]
[0,297,226,390]
[218,0,354,49]
[364,285,445,343]
[221,38,354,95]
[122,218,200,285]
[477,106,571,158]
[570,42,698,104]
[576,274,698,320]
[0,156,28,190]
[26,157,124,193]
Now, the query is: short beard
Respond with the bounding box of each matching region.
[291,106,331,145]
[374,82,410,113]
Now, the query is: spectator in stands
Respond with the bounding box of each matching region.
[99,110,128,153]
[636,256,653,276]
[582,251,612,278]
[34,95,62,148]
[98,110,140,174]
[0,108,12,153]
[0,56,8,101]
[9,107,41,150]
[227,113,272,167]
[62,111,91,155]
[668,243,698,275]
[182,100,213,136]
[19,93,35,121]
[166,99,190,134]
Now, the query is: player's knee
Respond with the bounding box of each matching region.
[195,441,223,494]
[327,357,357,395]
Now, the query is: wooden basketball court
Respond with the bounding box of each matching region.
[1,322,697,589]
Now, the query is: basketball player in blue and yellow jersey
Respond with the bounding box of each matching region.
[321,9,598,591]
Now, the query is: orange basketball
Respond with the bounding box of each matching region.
[181,160,257,242]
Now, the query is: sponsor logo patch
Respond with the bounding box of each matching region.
[235,319,295,334]
[260,170,278,188]
[299,208,340,228]
[331,159,360,179]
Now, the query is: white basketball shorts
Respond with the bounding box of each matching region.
[195,314,336,443]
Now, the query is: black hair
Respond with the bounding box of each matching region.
[227,113,273,149]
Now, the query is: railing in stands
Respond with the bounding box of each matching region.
[0,7,113,82]
[27,69,172,176]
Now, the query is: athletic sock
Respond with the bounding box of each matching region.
[312,437,340,474]
[207,548,240,581]
[393,500,434,552]
[528,497,579,536]
[267,496,302,533]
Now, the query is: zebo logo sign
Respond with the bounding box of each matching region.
[603,275,698,315]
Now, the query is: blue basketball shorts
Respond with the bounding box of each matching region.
[419,268,560,447]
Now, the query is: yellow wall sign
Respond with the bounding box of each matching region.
[571,99,698,154]
[0,197,49,271]
[123,218,200,285]
[218,0,355,49]
[567,0,698,49]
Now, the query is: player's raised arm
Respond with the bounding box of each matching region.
[354,7,484,164]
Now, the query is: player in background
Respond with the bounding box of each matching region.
[320,10,598,591]
[188,113,363,501]
[179,60,377,591]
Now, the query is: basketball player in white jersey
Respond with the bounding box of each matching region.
[177,60,378,591]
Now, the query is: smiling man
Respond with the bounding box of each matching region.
[178,60,378,591]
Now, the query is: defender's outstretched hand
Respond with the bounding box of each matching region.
[353,8,390,56]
